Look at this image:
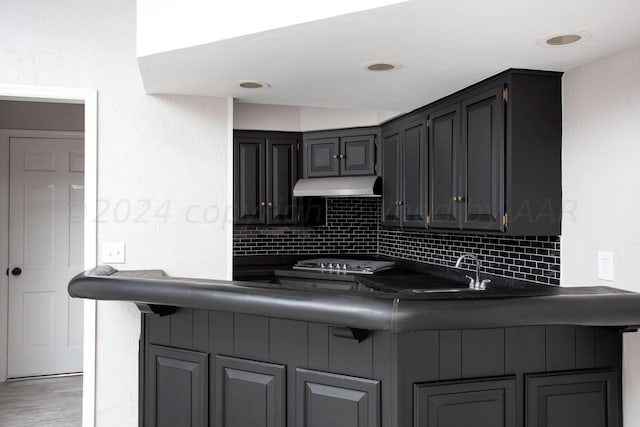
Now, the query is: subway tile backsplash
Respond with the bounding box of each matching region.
[233,198,380,256]
[234,198,561,285]
[378,228,560,285]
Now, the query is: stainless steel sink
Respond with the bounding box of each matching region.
[409,288,479,294]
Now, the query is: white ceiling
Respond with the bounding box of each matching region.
[138,0,640,114]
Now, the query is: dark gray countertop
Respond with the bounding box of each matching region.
[68,265,640,332]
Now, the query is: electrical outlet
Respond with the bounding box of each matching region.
[597,250,614,281]
[102,241,126,264]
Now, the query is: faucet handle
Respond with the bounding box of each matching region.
[478,279,491,290]
[465,275,475,288]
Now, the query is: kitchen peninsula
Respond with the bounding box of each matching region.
[69,265,640,427]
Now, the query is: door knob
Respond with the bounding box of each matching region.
[11,267,22,276]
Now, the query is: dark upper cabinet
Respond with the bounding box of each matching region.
[267,137,298,225]
[423,69,562,235]
[382,114,428,227]
[146,345,208,427]
[526,370,619,427]
[428,102,460,230]
[234,137,266,224]
[460,86,505,231]
[305,136,340,177]
[296,368,380,427]
[234,131,299,225]
[303,127,379,178]
[414,377,517,427]
[341,134,376,175]
[428,86,504,232]
[215,355,286,427]
[381,129,401,225]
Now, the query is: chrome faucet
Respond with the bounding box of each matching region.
[455,253,491,290]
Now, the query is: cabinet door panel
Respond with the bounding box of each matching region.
[306,137,339,177]
[381,130,401,226]
[147,345,208,427]
[341,135,375,176]
[526,369,619,427]
[234,138,265,224]
[414,377,516,427]
[296,368,380,427]
[402,118,428,227]
[267,138,297,225]
[461,86,504,231]
[428,104,460,229]
[215,355,286,427]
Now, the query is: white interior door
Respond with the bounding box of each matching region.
[7,137,84,378]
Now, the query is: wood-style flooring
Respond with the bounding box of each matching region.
[0,375,82,426]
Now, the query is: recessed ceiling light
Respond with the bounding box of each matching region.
[239,81,269,89]
[546,34,581,46]
[365,62,402,72]
[537,31,590,48]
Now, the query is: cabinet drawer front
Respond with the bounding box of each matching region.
[414,376,516,427]
[526,369,619,427]
[296,368,380,427]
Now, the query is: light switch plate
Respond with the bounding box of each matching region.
[597,250,614,281]
[102,241,126,264]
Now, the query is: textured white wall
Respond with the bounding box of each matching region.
[562,43,640,424]
[233,102,399,131]
[0,0,232,425]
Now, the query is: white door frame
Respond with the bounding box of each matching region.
[0,84,97,427]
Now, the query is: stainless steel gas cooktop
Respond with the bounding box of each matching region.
[293,258,396,274]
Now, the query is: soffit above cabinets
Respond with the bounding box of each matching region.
[137,0,640,113]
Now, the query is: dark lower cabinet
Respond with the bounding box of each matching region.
[146,345,208,427]
[215,355,286,427]
[142,312,625,427]
[296,368,381,427]
[414,377,516,427]
[526,370,619,427]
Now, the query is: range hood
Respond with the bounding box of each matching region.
[293,176,381,197]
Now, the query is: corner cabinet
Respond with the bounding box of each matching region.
[233,131,300,225]
[303,127,380,178]
[381,113,428,227]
